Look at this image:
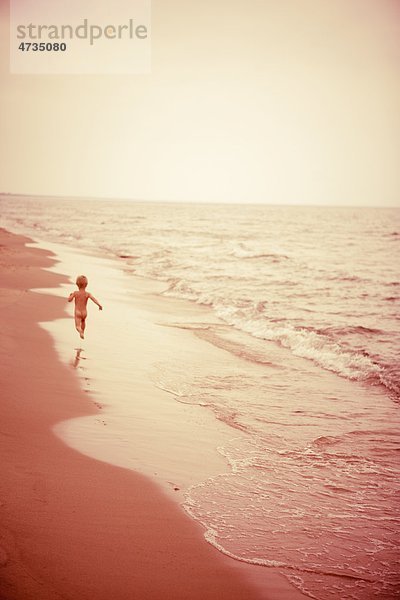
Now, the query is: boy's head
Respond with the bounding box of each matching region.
[76,275,88,289]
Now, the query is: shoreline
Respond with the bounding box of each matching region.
[0,229,305,600]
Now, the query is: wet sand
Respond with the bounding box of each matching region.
[0,229,305,600]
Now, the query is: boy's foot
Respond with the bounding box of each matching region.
[80,332,84,339]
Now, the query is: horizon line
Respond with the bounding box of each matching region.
[0,191,399,209]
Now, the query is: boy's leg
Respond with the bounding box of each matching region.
[74,315,82,334]
[79,318,85,339]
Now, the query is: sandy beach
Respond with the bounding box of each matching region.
[0,228,307,600]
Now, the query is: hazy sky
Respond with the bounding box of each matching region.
[1,0,400,206]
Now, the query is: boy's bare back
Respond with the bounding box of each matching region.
[71,290,91,315]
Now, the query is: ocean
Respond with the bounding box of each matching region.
[1,195,399,599]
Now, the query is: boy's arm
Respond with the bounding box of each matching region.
[68,292,75,302]
[89,293,103,310]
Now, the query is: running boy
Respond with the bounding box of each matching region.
[68,275,103,339]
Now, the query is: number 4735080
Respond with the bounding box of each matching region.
[18,42,66,51]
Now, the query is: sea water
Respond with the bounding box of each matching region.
[1,195,399,599]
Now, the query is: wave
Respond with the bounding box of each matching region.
[184,510,374,582]
[327,274,367,283]
[159,278,398,397]
[229,242,289,260]
[317,325,384,336]
[216,305,385,384]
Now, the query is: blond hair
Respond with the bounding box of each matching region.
[76,275,88,289]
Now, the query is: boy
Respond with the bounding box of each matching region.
[68,275,103,339]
